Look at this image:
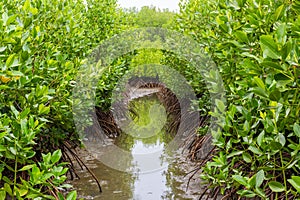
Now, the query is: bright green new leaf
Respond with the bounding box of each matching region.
[4,183,12,196]
[287,176,300,192]
[253,77,266,90]
[23,0,31,11]
[66,191,77,200]
[0,191,6,200]
[233,175,248,186]
[268,181,285,192]
[274,5,285,21]
[235,31,248,43]
[6,54,16,67]
[19,164,35,171]
[51,150,62,164]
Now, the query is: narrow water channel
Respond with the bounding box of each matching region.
[71,96,205,199]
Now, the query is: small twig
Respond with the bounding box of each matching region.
[198,183,212,200]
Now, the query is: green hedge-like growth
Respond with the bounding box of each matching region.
[0,0,126,199]
[176,0,300,198]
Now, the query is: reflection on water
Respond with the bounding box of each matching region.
[131,139,168,200]
[71,96,203,199]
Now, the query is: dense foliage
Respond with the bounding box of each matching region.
[176,0,300,198]
[94,7,176,110]
[1,0,299,199]
[0,0,126,199]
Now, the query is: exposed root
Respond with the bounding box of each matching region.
[62,142,102,193]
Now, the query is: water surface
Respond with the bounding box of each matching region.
[71,96,205,199]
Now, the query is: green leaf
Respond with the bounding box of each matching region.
[293,123,300,138]
[255,187,266,198]
[242,152,252,163]
[20,108,30,119]
[0,47,7,52]
[0,191,6,200]
[287,176,300,192]
[268,181,285,192]
[274,5,285,21]
[41,173,54,181]
[9,147,17,155]
[235,30,248,43]
[278,133,286,147]
[6,15,17,26]
[281,40,292,60]
[257,131,265,146]
[11,71,24,76]
[274,73,292,81]
[261,61,283,70]
[253,77,266,90]
[233,175,248,186]
[2,176,13,184]
[248,174,256,188]
[227,151,243,158]
[269,89,282,101]
[38,104,50,115]
[30,7,38,15]
[260,35,280,59]
[23,0,31,11]
[0,144,5,152]
[4,183,12,196]
[51,150,62,164]
[58,192,65,200]
[42,152,51,164]
[215,99,226,113]
[6,54,16,67]
[17,188,28,197]
[276,23,286,44]
[237,189,256,197]
[251,87,268,98]
[256,170,264,188]
[19,164,35,171]
[60,184,73,189]
[249,146,263,155]
[270,141,282,150]
[2,12,8,25]
[66,191,77,200]
[243,120,250,133]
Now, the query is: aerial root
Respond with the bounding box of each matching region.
[63,142,102,193]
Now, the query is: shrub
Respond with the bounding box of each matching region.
[176,0,300,198]
[0,0,125,198]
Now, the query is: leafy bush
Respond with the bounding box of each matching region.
[176,0,300,198]
[0,0,125,198]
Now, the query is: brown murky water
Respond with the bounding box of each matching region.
[71,146,206,200]
[70,96,210,200]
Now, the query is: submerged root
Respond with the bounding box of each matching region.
[62,141,102,193]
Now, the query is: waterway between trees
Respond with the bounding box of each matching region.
[70,96,212,199]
